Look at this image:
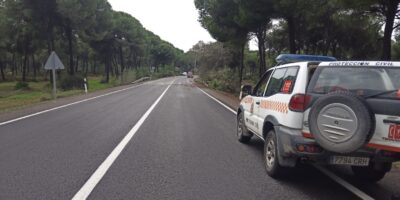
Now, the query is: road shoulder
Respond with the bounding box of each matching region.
[194,81,240,111]
[0,78,156,123]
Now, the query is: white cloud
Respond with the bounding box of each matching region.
[108,0,215,52]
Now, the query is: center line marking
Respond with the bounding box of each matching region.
[72,79,175,200]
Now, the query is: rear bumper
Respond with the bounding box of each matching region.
[275,126,400,166]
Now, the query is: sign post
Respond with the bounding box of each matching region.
[44,51,65,99]
[84,78,88,94]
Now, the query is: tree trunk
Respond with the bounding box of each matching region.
[119,45,125,74]
[138,57,142,68]
[22,52,28,82]
[239,45,245,88]
[287,16,297,54]
[110,56,116,77]
[0,61,5,81]
[381,0,399,60]
[92,58,97,74]
[84,58,89,76]
[47,14,55,55]
[105,56,110,83]
[256,28,267,77]
[11,53,16,77]
[66,23,74,75]
[113,55,119,77]
[32,54,37,81]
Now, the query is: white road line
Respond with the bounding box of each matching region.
[0,78,167,127]
[198,86,375,200]
[313,165,374,200]
[198,88,237,114]
[72,79,175,200]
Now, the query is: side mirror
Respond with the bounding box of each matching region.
[239,85,253,100]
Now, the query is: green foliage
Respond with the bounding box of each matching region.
[193,0,398,94]
[0,0,185,88]
[204,68,239,93]
[196,0,249,46]
[391,34,400,60]
[153,65,177,79]
[14,82,30,90]
[188,41,255,93]
[136,68,151,79]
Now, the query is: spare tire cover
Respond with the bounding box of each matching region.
[308,92,375,153]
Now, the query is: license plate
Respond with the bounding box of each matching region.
[330,156,370,166]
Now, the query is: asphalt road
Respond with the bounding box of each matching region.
[0,77,398,200]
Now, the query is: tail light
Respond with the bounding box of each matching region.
[289,94,312,112]
[302,132,314,139]
[296,144,323,153]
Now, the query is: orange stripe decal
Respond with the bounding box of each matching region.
[260,100,289,114]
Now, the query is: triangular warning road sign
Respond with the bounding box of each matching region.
[44,51,65,70]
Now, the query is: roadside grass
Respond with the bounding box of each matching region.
[0,67,174,113]
[394,162,400,169]
[87,76,115,91]
[0,76,123,113]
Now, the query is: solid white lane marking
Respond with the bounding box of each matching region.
[72,79,175,200]
[198,88,237,114]
[198,86,374,200]
[0,78,170,127]
[313,165,374,200]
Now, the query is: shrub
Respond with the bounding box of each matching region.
[15,82,30,90]
[204,68,240,94]
[153,65,176,79]
[136,68,151,79]
[60,75,85,90]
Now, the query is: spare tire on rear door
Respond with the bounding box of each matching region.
[308,92,375,153]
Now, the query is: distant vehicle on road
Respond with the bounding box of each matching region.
[238,54,400,182]
[182,72,188,76]
[187,71,193,78]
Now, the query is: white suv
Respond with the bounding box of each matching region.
[238,54,400,181]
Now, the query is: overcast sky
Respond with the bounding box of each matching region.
[108,0,215,52]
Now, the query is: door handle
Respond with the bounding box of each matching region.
[383,119,400,125]
[256,101,260,105]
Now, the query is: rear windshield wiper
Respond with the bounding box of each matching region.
[364,90,398,99]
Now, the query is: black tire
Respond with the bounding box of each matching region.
[352,162,391,182]
[237,112,252,143]
[264,130,286,178]
[309,92,375,153]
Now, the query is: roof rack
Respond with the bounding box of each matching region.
[276,54,337,65]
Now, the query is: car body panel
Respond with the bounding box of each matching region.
[239,58,400,167]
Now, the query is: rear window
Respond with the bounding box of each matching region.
[388,70,400,88]
[309,67,400,99]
